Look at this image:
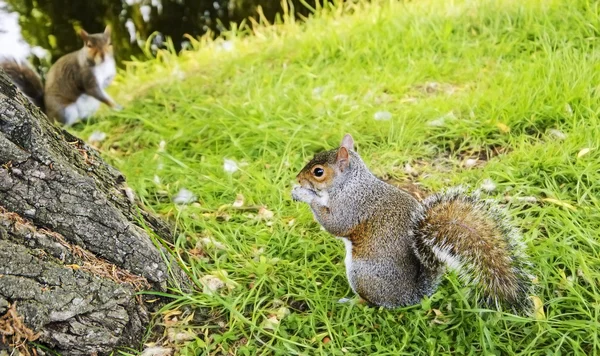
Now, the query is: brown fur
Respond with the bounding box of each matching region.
[417,190,532,307]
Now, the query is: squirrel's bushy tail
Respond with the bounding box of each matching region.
[0,59,44,110]
[413,188,533,309]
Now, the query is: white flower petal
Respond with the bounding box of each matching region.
[223,158,239,173]
[173,188,196,205]
[373,111,392,121]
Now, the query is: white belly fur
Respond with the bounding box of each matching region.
[94,56,116,88]
[74,95,101,119]
[339,237,356,293]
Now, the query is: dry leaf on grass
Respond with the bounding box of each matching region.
[542,198,577,211]
[261,316,280,330]
[577,148,592,158]
[140,346,174,356]
[200,270,237,294]
[373,111,392,121]
[198,236,226,250]
[547,129,567,140]
[496,122,511,133]
[200,275,225,294]
[232,194,245,208]
[431,308,447,324]
[531,295,545,320]
[173,188,196,205]
[258,207,274,220]
[463,158,478,168]
[167,328,196,343]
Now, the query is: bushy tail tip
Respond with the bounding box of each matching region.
[414,187,534,309]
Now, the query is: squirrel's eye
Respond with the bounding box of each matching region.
[313,167,324,177]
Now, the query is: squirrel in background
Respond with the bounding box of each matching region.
[292,134,533,310]
[0,26,121,126]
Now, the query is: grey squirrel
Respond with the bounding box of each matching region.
[0,26,121,126]
[292,134,533,309]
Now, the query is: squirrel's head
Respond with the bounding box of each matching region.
[295,134,356,192]
[80,26,113,65]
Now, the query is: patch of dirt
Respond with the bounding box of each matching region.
[412,81,468,96]
[456,144,510,162]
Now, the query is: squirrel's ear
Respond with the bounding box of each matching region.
[104,25,111,38]
[336,147,350,171]
[340,134,355,151]
[79,29,89,41]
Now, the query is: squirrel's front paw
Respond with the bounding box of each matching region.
[292,185,316,203]
[113,103,124,111]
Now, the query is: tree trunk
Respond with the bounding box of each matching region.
[0,70,187,355]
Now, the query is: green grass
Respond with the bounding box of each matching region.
[73,0,599,354]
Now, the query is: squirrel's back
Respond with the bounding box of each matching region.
[44,51,88,105]
[413,188,532,309]
[0,59,44,109]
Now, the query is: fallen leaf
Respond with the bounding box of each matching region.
[261,315,280,330]
[542,198,577,211]
[140,346,173,356]
[232,194,244,208]
[564,103,573,116]
[463,158,478,168]
[428,118,446,127]
[431,308,446,324]
[188,248,204,257]
[167,328,196,343]
[200,274,225,294]
[223,158,240,173]
[547,129,567,140]
[400,96,418,104]
[312,87,324,98]
[530,295,545,320]
[258,207,274,220]
[198,236,226,250]
[577,148,592,158]
[173,188,196,205]
[404,163,418,177]
[496,122,511,133]
[274,306,290,320]
[158,140,167,152]
[373,111,392,121]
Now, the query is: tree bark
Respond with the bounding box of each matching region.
[0,70,187,354]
